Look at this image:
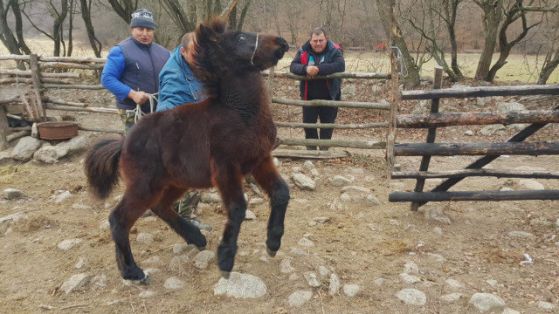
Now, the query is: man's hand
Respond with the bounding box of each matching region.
[306,65,319,77]
[128,90,149,105]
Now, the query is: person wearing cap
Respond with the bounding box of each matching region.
[101,8,170,132]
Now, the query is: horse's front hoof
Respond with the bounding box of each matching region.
[122,272,149,285]
[266,247,277,257]
[221,271,231,279]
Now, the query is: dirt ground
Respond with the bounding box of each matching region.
[0,80,558,313]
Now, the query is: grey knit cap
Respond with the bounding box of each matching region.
[130,9,157,29]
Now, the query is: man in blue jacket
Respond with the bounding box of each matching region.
[290,28,345,150]
[157,32,206,112]
[101,8,170,132]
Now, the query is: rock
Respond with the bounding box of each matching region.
[311,217,330,225]
[249,197,264,206]
[0,150,11,163]
[57,239,82,251]
[497,101,526,113]
[33,144,59,163]
[486,279,498,287]
[343,284,360,297]
[55,135,89,157]
[213,272,267,299]
[537,301,555,311]
[395,288,427,306]
[403,261,419,274]
[245,209,256,220]
[441,293,463,303]
[172,243,189,254]
[445,278,465,290]
[502,308,520,314]
[11,136,41,161]
[310,168,319,178]
[303,160,315,171]
[164,277,185,290]
[139,290,156,298]
[2,188,24,200]
[60,273,90,294]
[318,266,331,279]
[329,273,341,295]
[507,231,535,239]
[468,293,506,312]
[99,220,110,230]
[136,232,154,245]
[297,237,315,247]
[0,211,26,224]
[424,207,451,224]
[71,203,92,210]
[433,227,443,236]
[279,258,294,274]
[480,125,506,136]
[52,190,72,204]
[464,130,474,136]
[303,272,321,287]
[373,278,385,287]
[288,290,313,307]
[529,217,552,227]
[400,273,421,284]
[91,274,107,288]
[292,173,316,191]
[329,175,353,187]
[193,250,215,269]
[201,192,221,204]
[75,257,86,269]
[427,253,446,263]
[518,179,544,190]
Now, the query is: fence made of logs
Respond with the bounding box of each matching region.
[0,54,391,157]
[387,66,559,209]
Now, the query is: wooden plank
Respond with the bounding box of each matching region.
[397,110,559,128]
[0,95,19,106]
[411,66,443,211]
[0,105,9,150]
[42,96,87,107]
[272,97,390,110]
[78,126,123,134]
[272,149,349,159]
[389,190,559,202]
[401,84,559,100]
[39,56,106,63]
[394,141,559,156]
[392,169,559,179]
[0,54,30,61]
[275,121,388,129]
[7,130,29,142]
[45,104,118,114]
[40,63,104,70]
[0,69,80,78]
[262,71,391,80]
[279,138,386,149]
[29,54,46,120]
[42,84,104,90]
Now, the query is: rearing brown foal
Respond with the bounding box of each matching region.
[85,18,290,281]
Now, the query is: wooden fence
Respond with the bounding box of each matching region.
[0,54,391,157]
[388,66,559,209]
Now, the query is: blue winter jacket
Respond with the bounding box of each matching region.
[101,37,170,112]
[156,46,206,112]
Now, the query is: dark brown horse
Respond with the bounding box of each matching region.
[85,18,290,281]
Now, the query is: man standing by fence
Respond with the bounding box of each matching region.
[101,8,170,132]
[290,27,345,150]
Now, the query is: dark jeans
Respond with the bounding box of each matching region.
[303,105,338,150]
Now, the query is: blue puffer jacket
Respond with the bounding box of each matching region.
[156,46,206,112]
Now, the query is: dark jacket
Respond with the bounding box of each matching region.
[101,37,170,112]
[290,40,345,100]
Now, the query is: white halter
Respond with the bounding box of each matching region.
[250,33,259,66]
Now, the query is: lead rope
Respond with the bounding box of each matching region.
[250,33,259,66]
[133,92,158,123]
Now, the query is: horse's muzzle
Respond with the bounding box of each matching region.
[275,37,289,59]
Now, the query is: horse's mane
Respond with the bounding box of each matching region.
[187,17,229,98]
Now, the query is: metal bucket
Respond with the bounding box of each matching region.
[37,121,78,140]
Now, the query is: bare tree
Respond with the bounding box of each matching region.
[0,0,31,55]
[376,0,421,87]
[473,0,504,80]
[538,8,559,83]
[79,0,102,57]
[107,0,136,25]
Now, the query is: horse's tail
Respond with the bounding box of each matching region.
[84,137,123,199]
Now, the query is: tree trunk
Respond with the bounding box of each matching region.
[474,0,503,81]
[0,0,31,57]
[107,0,136,25]
[79,0,102,57]
[447,0,463,79]
[538,50,559,84]
[376,0,420,88]
[52,0,69,57]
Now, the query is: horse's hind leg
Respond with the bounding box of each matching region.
[151,187,207,249]
[214,163,246,276]
[109,190,159,280]
[252,156,290,257]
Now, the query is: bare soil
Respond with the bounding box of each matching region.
[0,81,558,313]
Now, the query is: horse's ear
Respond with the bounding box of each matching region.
[196,23,219,43]
[208,17,227,34]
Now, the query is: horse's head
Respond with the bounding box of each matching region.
[190,18,289,75]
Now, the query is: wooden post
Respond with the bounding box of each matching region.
[386,6,399,179]
[29,54,46,120]
[411,66,443,211]
[0,104,9,150]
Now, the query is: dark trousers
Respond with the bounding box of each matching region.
[303,105,338,150]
